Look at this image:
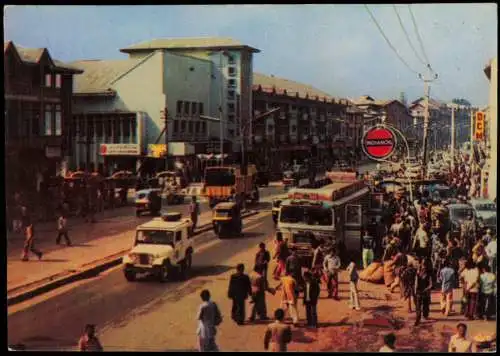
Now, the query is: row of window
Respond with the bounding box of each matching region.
[172,120,207,134]
[175,101,204,116]
[44,104,62,136]
[71,116,137,140]
[44,73,62,88]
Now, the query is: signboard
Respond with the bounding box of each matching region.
[99,144,140,156]
[362,126,396,161]
[148,144,167,158]
[475,112,485,140]
[326,171,357,182]
[45,146,62,158]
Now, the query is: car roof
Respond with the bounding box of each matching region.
[137,217,190,230]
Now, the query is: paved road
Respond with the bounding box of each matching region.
[7,213,275,351]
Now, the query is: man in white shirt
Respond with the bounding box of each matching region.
[485,234,497,275]
[448,323,476,352]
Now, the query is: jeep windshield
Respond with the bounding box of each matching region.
[204,168,235,186]
[279,205,333,226]
[136,230,175,245]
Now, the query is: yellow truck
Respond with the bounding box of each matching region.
[203,164,259,209]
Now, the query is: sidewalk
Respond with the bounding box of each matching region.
[7,210,215,294]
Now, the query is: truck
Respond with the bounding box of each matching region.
[276,171,371,266]
[203,164,259,209]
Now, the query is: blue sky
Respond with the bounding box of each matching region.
[4,4,497,106]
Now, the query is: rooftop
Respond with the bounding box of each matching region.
[120,36,260,54]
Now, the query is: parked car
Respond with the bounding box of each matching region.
[470,198,497,234]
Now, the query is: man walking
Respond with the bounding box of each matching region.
[189,196,200,232]
[276,272,299,326]
[485,234,497,275]
[414,258,433,326]
[323,248,341,300]
[255,242,271,281]
[413,223,430,259]
[346,256,361,311]
[197,289,223,352]
[56,212,72,246]
[303,271,320,328]
[249,264,275,322]
[20,206,43,261]
[460,212,476,253]
[273,234,289,280]
[285,247,303,292]
[478,265,496,320]
[227,264,252,325]
[264,309,292,352]
[361,231,375,269]
[438,259,455,317]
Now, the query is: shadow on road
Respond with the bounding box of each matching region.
[292,329,316,344]
[192,265,234,278]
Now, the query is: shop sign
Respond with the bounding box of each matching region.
[147,144,167,158]
[362,126,396,161]
[45,146,62,158]
[326,171,357,182]
[99,144,140,156]
[475,112,485,140]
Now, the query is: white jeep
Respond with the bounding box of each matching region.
[122,212,194,282]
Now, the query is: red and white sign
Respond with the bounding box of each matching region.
[362,127,396,160]
[326,171,357,182]
[99,144,140,156]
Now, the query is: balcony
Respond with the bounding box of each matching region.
[41,86,61,98]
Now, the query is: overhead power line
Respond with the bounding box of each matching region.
[393,4,427,68]
[364,5,421,77]
[408,4,433,71]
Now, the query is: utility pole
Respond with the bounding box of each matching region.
[219,52,224,166]
[163,107,168,170]
[470,107,475,153]
[451,105,456,170]
[419,68,438,176]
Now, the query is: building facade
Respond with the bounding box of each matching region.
[410,97,453,150]
[4,41,82,193]
[484,57,497,200]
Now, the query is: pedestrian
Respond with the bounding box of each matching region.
[412,223,430,259]
[78,324,103,352]
[460,212,476,254]
[310,239,325,277]
[227,263,252,325]
[197,289,223,352]
[485,233,497,275]
[472,236,488,269]
[379,333,396,352]
[414,257,433,326]
[275,272,299,326]
[448,323,477,352]
[20,206,43,261]
[323,247,341,300]
[249,264,275,322]
[460,258,480,320]
[303,271,320,328]
[263,308,292,352]
[273,233,289,280]
[438,259,456,317]
[361,230,375,269]
[255,242,271,281]
[399,256,417,313]
[478,265,496,321]
[482,229,494,245]
[346,256,361,311]
[285,247,303,292]
[56,212,72,246]
[189,195,200,232]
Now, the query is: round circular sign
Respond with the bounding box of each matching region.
[362,126,396,161]
[100,145,107,155]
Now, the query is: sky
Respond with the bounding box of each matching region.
[4,4,497,107]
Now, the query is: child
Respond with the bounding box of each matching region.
[56,212,72,246]
[346,257,361,310]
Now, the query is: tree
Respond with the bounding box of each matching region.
[451,98,471,107]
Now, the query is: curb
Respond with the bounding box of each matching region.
[7,210,260,307]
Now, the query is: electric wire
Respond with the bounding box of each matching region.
[408,4,433,72]
[393,4,427,68]
[364,5,421,77]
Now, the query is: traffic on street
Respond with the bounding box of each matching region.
[5,4,497,353]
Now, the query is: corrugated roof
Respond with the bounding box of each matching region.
[121,37,260,53]
[253,72,339,102]
[69,58,145,94]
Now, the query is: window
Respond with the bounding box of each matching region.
[45,74,52,87]
[228,79,236,88]
[175,231,182,242]
[181,121,186,132]
[191,102,197,115]
[291,125,297,133]
[188,121,193,133]
[229,129,235,137]
[55,74,62,88]
[88,118,95,138]
[113,118,121,142]
[291,105,296,111]
[122,117,131,138]
[131,117,137,141]
[105,120,112,139]
[201,122,206,133]
[228,114,235,123]
[228,67,237,77]
[183,101,190,116]
[176,100,183,116]
[195,122,200,133]
[228,103,235,113]
[227,55,235,65]
[31,112,40,136]
[345,204,362,225]
[173,120,179,133]
[95,118,103,137]
[198,102,204,115]
[228,90,235,100]
[44,104,52,135]
[55,105,62,136]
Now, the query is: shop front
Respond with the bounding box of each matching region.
[99,143,142,176]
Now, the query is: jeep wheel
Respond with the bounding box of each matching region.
[124,270,136,282]
[159,260,172,283]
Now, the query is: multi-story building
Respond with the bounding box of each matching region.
[4,41,82,193]
[410,97,453,149]
[484,57,497,200]
[70,37,259,174]
[251,73,349,173]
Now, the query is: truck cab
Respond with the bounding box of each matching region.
[123,212,194,282]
